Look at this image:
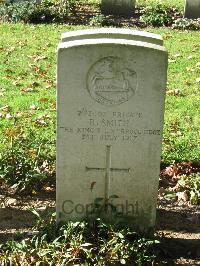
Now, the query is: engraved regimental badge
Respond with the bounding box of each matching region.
[87,57,137,106]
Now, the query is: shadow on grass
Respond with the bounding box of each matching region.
[156,208,200,260]
[0,206,55,243]
[159,237,200,260]
[157,208,200,233]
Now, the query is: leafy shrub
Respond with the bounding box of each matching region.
[29,0,77,23]
[172,18,200,30]
[0,0,79,23]
[140,3,173,27]
[0,126,55,192]
[0,1,36,23]
[0,214,159,265]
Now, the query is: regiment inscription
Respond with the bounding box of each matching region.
[60,107,161,143]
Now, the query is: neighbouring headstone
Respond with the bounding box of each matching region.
[57,30,168,233]
[10,0,41,4]
[61,28,163,46]
[101,0,135,16]
[184,0,200,19]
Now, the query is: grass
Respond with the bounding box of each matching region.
[0,24,199,166]
[138,0,184,10]
[82,0,184,9]
[154,28,200,162]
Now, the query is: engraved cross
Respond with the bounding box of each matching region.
[86,145,130,201]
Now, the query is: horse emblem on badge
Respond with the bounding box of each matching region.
[87,56,137,106]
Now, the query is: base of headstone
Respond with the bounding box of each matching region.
[101,0,135,16]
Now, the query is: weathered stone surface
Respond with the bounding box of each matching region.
[101,0,135,16]
[61,28,163,46]
[57,36,168,232]
[184,0,200,19]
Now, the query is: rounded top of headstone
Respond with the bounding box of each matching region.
[61,28,164,46]
[58,38,167,54]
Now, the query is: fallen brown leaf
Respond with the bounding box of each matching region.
[176,191,189,202]
[5,113,13,119]
[30,105,39,110]
[39,98,49,102]
[1,105,10,113]
[4,68,13,73]
[21,87,34,93]
[6,198,17,206]
[158,187,166,198]
[50,101,56,109]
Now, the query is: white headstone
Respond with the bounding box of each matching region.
[57,32,168,233]
[101,0,135,16]
[61,28,163,46]
[184,0,200,19]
